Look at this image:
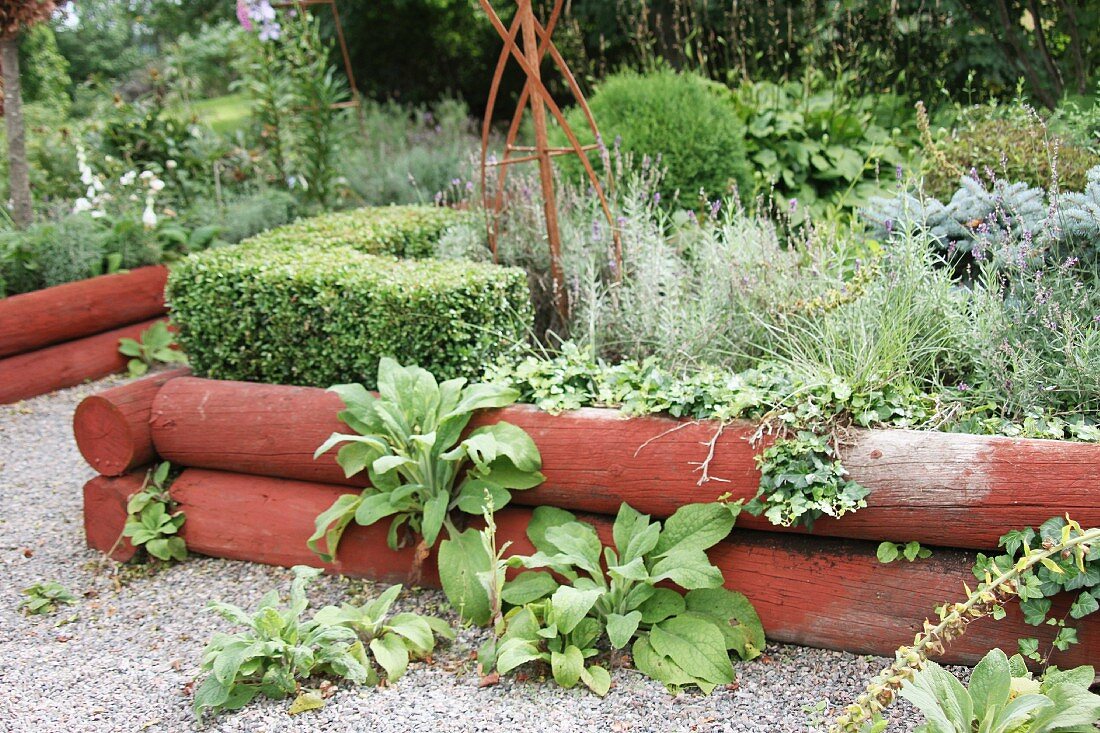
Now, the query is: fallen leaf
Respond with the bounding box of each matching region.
[724,681,740,692]
[181,680,195,697]
[288,691,325,715]
[478,671,500,688]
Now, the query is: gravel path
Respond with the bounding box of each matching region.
[0,378,933,733]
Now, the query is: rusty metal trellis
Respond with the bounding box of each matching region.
[272,0,361,110]
[479,0,621,325]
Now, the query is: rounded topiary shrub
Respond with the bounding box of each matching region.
[555,69,751,201]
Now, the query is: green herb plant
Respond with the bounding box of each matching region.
[19,581,78,616]
[194,566,368,718]
[310,358,545,622]
[481,502,764,695]
[313,584,454,685]
[901,648,1100,733]
[876,541,932,564]
[121,461,186,562]
[118,320,188,378]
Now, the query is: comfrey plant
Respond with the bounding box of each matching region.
[481,502,763,695]
[121,462,186,562]
[311,358,544,622]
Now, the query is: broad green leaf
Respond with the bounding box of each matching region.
[385,615,436,653]
[613,503,661,564]
[608,557,649,583]
[579,664,611,696]
[192,674,232,714]
[476,456,545,490]
[526,506,578,553]
[551,645,584,688]
[649,549,724,589]
[684,588,765,660]
[495,637,543,674]
[370,632,410,680]
[648,615,734,685]
[969,648,1011,724]
[638,587,686,624]
[1070,591,1099,620]
[288,691,325,715]
[355,492,401,528]
[372,455,415,476]
[900,660,974,732]
[438,528,492,625]
[335,440,386,478]
[654,503,736,557]
[448,383,520,417]
[454,478,511,516]
[501,571,559,605]
[631,635,696,691]
[545,523,603,576]
[877,542,899,563]
[308,493,363,562]
[421,491,449,546]
[471,423,542,472]
[548,586,601,634]
[606,611,643,650]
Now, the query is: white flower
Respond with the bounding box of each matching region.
[120,171,137,186]
[72,197,92,213]
[91,210,106,219]
[140,170,155,180]
[149,178,165,192]
[165,159,177,170]
[142,204,158,229]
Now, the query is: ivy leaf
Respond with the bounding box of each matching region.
[1021,597,1053,626]
[1070,591,1100,620]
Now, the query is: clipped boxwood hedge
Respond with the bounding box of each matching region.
[245,204,466,259]
[168,207,531,388]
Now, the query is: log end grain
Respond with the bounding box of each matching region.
[82,473,144,562]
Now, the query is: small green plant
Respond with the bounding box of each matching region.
[313,584,454,684]
[876,541,932,564]
[310,358,544,623]
[193,566,368,718]
[118,321,188,378]
[901,648,1100,733]
[747,432,869,529]
[19,582,78,616]
[121,462,186,562]
[481,501,763,695]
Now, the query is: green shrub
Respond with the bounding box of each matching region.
[555,69,751,201]
[0,214,110,297]
[181,189,299,245]
[921,110,1099,200]
[243,204,466,259]
[168,209,531,387]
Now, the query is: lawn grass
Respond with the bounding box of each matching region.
[183,93,253,135]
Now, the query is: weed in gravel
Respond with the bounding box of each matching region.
[19,581,78,615]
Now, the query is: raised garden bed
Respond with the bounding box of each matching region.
[0,266,169,404]
[77,373,1100,667]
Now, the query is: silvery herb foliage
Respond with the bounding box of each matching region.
[901,648,1100,733]
[482,502,764,695]
[123,461,186,562]
[194,566,369,718]
[313,583,454,685]
[310,357,545,562]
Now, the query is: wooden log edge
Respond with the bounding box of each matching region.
[82,471,147,562]
[74,367,191,475]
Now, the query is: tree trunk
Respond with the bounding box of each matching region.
[1,37,32,228]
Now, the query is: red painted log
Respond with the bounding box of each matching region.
[97,467,1095,668]
[0,266,167,358]
[82,471,147,562]
[73,367,191,475]
[0,318,168,404]
[148,377,1100,550]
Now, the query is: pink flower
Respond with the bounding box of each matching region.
[236,0,253,30]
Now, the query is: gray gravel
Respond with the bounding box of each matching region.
[0,377,932,733]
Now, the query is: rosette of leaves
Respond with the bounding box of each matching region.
[194,566,369,718]
[746,431,869,529]
[310,358,544,623]
[973,516,1100,662]
[482,502,764,695]
[19,581,78,616]
[901,648,1100,733]
[313,583,454,685]
[123,462,186,562]
[118,320,189,378]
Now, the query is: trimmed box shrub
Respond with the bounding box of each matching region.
[243,204,466,259]
[167,210,531,388]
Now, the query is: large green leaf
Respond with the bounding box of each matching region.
[501,572,559,605]
[631,635,696,691]
[684,588,765,660]
[1028,682,1100,733]
[579,664,611,696]
[648,615,734,686]
[605,611,643,650]
[545,523,603,576]
[370,633,410,680]
[437,528,492,625]
[654,503,736,557]
[638,587,686,623]
[385,615,436,654]
[421,491,449,546]
[448,383,520,417]
[649,549,724,589]
[551,645,584,688]
[613,504,661,564]
[355,492,401,528]
[969,648,1011,724]
[526,506,578,553]
[496,637,543,674]
[547,586,601,634]
[307,493,363,562]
